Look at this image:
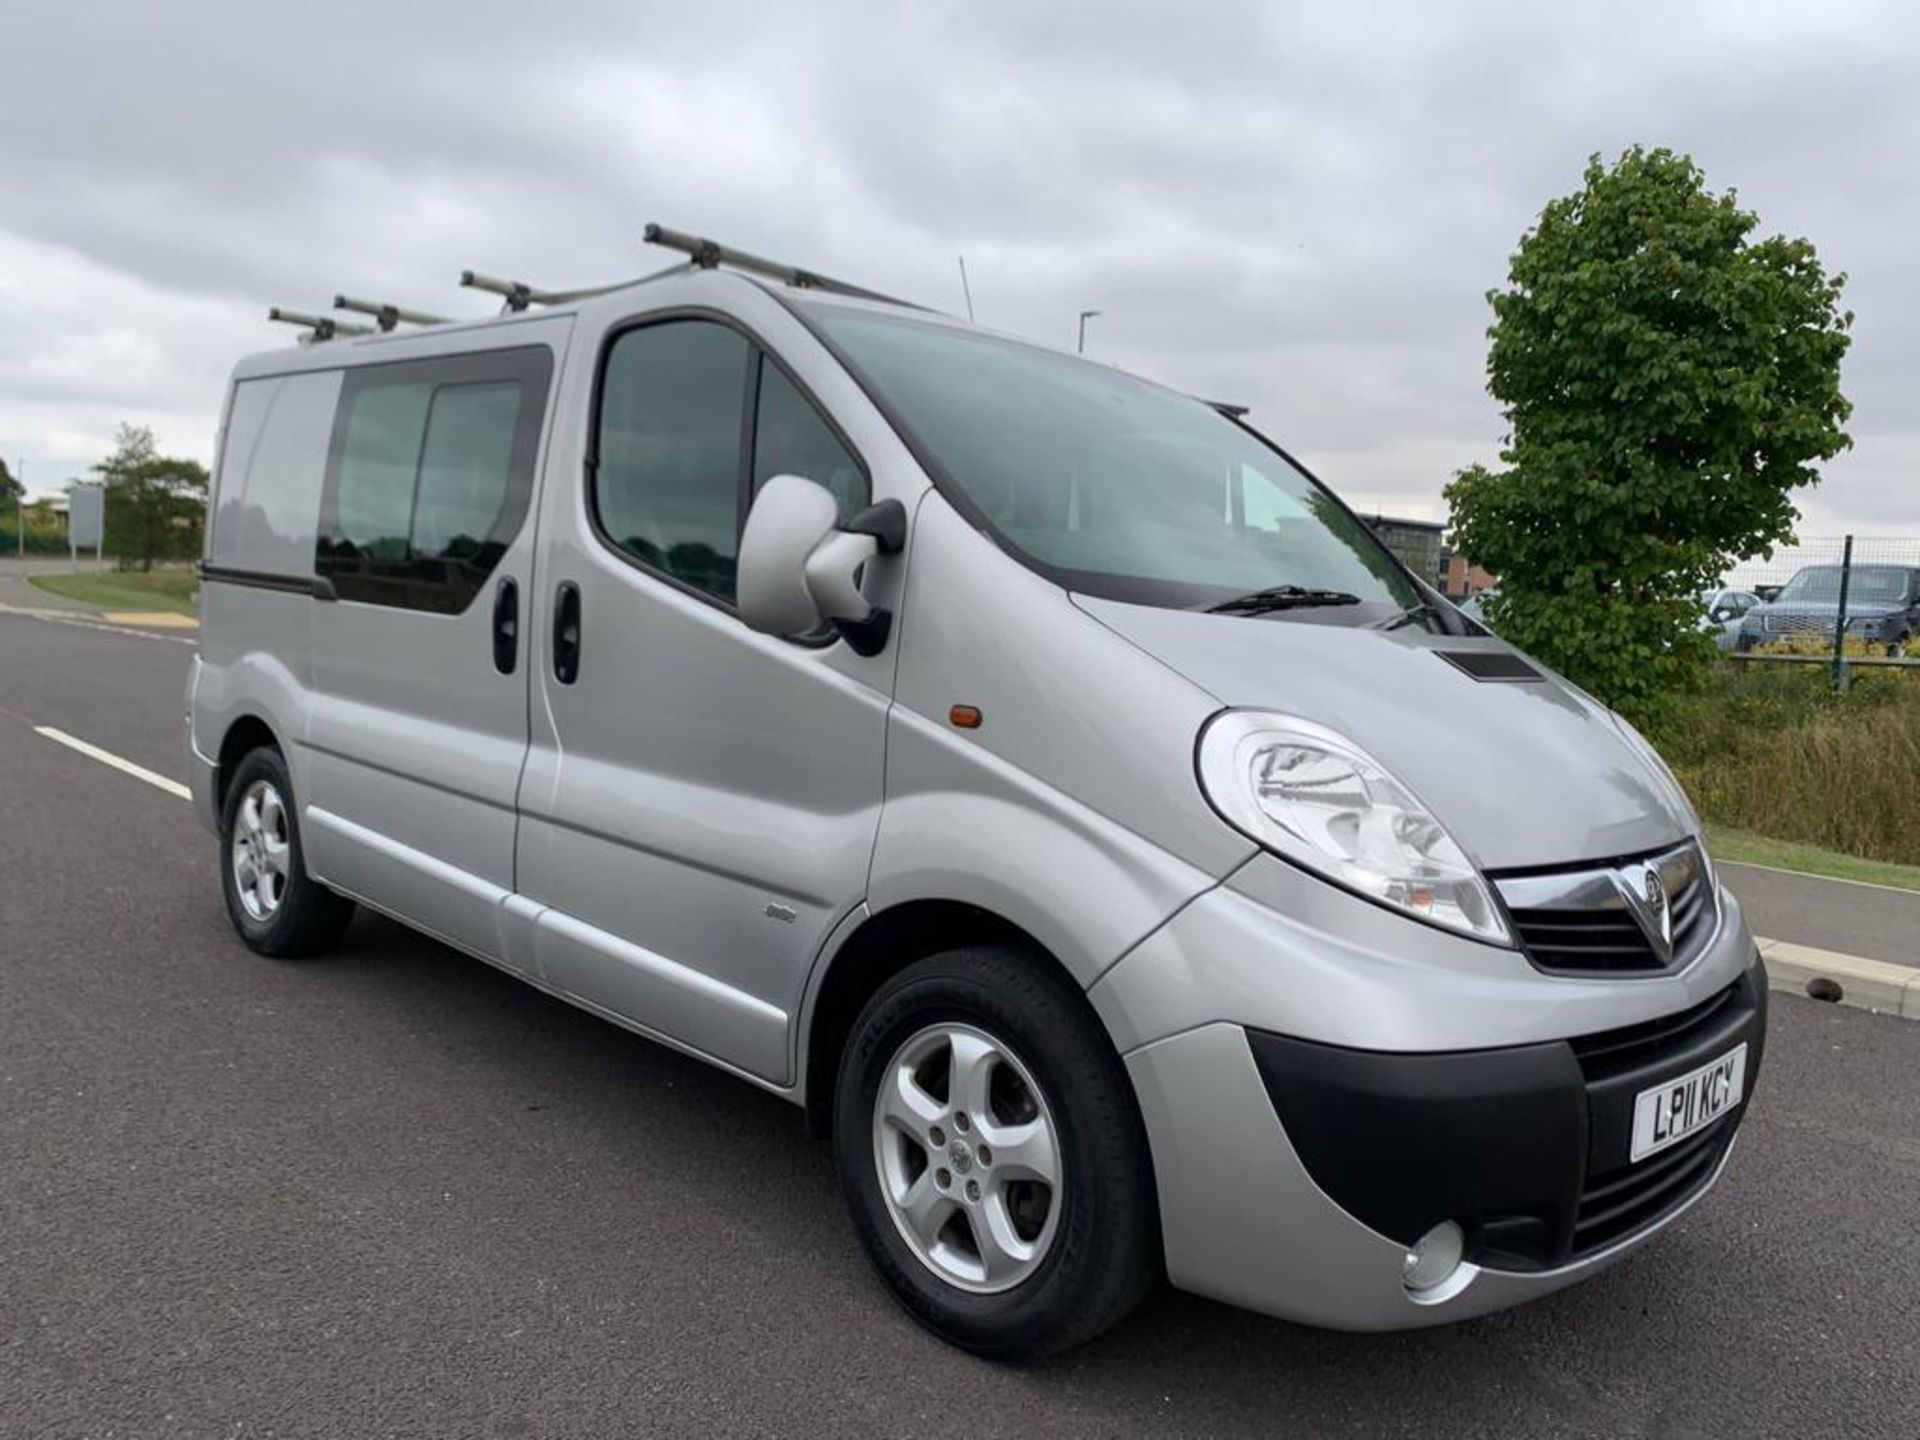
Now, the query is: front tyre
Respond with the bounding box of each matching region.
[219,746,354,958]
[834,946,1159,1358]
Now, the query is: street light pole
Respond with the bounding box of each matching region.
[1077,309,1100,355]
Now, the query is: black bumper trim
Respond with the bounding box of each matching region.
[1247,957,1766,1271]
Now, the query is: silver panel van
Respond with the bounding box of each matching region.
[189,232,1765,1356]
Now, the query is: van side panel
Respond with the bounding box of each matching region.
[192,371,340,812]
[300,326,570,973]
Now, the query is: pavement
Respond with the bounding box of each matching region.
[2,604,1918,1438]
[1722,860,1918,970]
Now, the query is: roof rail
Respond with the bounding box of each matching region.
[643,223,926,309]
[333,294,449,331]
[268,307,374,344]
[459,263,692,313]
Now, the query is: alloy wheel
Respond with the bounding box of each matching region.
[231,778,291,923]
[871,1022,1063,1294]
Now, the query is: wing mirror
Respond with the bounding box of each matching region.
[736,475,906,656]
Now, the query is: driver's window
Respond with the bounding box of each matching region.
[595,320,752,602]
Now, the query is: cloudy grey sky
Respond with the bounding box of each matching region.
[3,0,1915,533]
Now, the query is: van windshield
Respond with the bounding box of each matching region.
[804,307,1422,616]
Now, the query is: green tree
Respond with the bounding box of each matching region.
[95,424,210,571]
[0,458,21,505]
[1445,147,1852,726]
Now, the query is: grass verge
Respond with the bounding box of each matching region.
[1704,825,1920,893]
[30,569,199,615]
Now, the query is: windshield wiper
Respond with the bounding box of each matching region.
[1371,599,1452,634]
[1205,585,1363,616]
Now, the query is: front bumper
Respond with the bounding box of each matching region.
[1096,854,1766,1329]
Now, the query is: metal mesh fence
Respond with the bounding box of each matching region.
[1711,536,1920,674]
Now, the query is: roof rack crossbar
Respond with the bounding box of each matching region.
[268,306,374,343]
[333,294,450,331]
[459,264,693,314]
[460,270,544,312]
[643,222,925,309]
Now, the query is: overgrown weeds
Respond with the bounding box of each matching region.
[1651,663,1920,866]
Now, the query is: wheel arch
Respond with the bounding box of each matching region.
[215,712,285,818]
[798,899,1084,1139]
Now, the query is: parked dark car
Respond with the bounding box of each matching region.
[1735,563,1920,654]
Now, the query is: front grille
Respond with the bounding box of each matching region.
[1667,872,1714,962]
[1573,1122,1732,1254]
[1496,842,1717,976]
[1562,971,1758,1256]
[1510,907,1665,973]
[1567,980,1741,1077]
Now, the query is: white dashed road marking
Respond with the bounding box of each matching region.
[32,726,192,801]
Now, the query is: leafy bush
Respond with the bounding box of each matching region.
[1651,664,1920,865]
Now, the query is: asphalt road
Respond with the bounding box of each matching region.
[3,607,1918,1439]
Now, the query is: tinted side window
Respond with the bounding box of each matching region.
[752,358,866,520]
[414,384,522,560]
[596,321,753,602]
[336,383,430,563]
[318,347,551,613]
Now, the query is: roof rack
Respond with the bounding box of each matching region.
[268,306,375,344]
[333,294,449,331]
[643,223,926,309]
[275,223,925,344]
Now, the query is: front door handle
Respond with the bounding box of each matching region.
[492,576,519,675]
[552,581,582,684]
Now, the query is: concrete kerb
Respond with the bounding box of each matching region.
[1759,937,1920,1020]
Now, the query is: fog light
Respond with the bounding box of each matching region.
[1402,1220,1465,1293]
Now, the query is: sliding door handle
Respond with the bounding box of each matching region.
[492,576,519,675]
[552,581,582,684]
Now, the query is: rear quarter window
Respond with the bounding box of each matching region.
[209,370,342,577]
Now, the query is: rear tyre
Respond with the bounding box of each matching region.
[833,945,1160,1358]
[219,746,354,958]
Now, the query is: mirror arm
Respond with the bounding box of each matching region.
[803,529,893,657]
[842,498,907,555]
[832,609,892,657]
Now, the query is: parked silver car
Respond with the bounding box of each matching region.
[188,231,1765,1356]
[1700,586,1763,651]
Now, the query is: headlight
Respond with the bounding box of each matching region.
[1197,711,1511,945]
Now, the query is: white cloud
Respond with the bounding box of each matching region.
[0,0,1910,537]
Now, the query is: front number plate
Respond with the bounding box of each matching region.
[1630,1043,1748,1163]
